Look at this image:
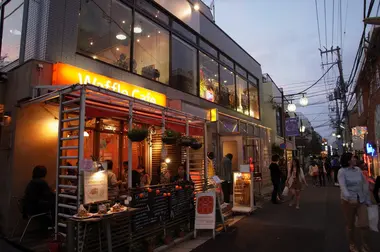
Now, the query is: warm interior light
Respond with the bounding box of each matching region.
[134,25,142,33]
[165,158,171,163]
[47,120,59,133]
[116,33,127,40]
[194,3,200,10]
[84,131,90,137]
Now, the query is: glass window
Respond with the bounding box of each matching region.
[249,82,260,119]
[0,0,24,68]
[199,52,219,102]
[219,53,233,69]
[219,65,235,109]
[219,114,238,133]
[199,39,217,58]
[136,0,169,24]
[134,13,169,84]
[248,74,258,84]
[172,21,196,43]
[77,0,132,71]
[236,65,247,78]
[236,75,249,115]
[170,36,197,95]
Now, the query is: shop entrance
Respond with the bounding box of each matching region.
[220,135,243,171]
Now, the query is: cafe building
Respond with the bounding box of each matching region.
[0,0,271,240]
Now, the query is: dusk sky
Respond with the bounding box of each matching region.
[203,0,369,142]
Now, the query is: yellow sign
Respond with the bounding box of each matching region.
[52,63,166,107]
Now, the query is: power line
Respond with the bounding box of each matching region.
[342,0,349,52]
[324,0,328,48]
[315,0,322,49]
[332,0,335,47]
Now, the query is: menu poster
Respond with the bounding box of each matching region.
[83,171,108,204]
[195,191,216,230]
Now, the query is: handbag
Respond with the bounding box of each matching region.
[282,186,289,196]
[368,205,379,232]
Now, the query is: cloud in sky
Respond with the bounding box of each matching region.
[205,0,365,140]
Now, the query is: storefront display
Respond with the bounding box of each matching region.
[232,166,254,213]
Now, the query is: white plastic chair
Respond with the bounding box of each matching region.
[11,197,52,243]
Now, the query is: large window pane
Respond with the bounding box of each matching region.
[77,0,132,71]
[248,74,258,84]
[170,36,197,95]
[172,21,196,42]
[1,0,24,67]
[236,65,247,78]
[199,39,217,58]
[136,0,169,25]
[236,75,249,115]
[219,53,233,69]
[219,65,235,109]
[199,52,219,102]
[134,13,169,84]
[249,82,260,119]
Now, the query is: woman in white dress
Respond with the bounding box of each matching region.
[287,158,308,209]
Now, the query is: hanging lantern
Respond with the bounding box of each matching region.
[299,95,308,106]
[287,103,296,112]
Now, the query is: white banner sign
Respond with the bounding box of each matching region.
[195,191,216,230]
[83,171,108,204]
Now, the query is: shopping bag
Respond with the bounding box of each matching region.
[282,186,289,197]
[368,205,379,232]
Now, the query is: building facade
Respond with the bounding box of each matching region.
[0,0,271,233]
[348,27,380,178]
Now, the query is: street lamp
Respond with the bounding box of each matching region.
[332,133,336,137]
[299,95,308,106]
[337,134,341,139]
[287,103,296,112]
[300,125,306,133]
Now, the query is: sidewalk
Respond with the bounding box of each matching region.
[170,185,380,252]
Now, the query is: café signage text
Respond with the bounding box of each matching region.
[52,63,166,107]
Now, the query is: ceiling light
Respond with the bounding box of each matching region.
[137,39,140,42]
[147,35,150,38]
[90,41,93,45]
[116,47,119,51]
[92,55,97,59]
[155,15,158,18]
[116,33,127,40]
[134,25,142,33]
[214,74,217,77]
[194,3,200,11]
[84,131,90,137]
[165,158,171,163]
[122,20,125,24]
[224,80,227,83]
[158,30,161,34]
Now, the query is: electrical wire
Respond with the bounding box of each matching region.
[324,0,328,48]
[332,0,335,47]
[315,0,322,49]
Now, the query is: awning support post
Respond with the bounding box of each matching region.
[186,118,190,181]
[128,101,133,188]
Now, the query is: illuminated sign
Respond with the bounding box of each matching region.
[52,63,166,107]
[366,143,376,156]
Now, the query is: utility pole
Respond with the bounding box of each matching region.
[320,46,348,152]
[280,88,287,163]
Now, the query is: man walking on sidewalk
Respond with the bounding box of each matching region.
[269,154,282,204]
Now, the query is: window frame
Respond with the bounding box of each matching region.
[76,0,261,118]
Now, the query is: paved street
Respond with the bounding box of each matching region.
[190,185,380,252]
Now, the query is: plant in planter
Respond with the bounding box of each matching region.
[162,129,180,144]
[180,136,195,147]
[127,128,148,142]
[190,139,202,150]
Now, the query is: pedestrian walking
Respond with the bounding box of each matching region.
[308,161,319,186]
[269,154,282,204]
[323,157,333,185]
[287,158,308,209]
[318,157,327,186]
[331,155,340,186]
[338,152,372,252]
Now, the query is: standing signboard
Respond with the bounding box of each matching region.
[194,191,216,238]
[83,171,108,204]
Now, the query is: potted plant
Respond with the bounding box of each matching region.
[190,139,202,150]
[180,136,194,147]
[127,128,148,142]
[162,129,180,144]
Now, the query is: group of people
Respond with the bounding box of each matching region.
[269,155,308,208]
[308,155,345,187]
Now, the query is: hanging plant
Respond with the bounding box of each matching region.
[180,136,195,147]
[127,128,148,142]
[162,129,180,145]
[190,139,202,150]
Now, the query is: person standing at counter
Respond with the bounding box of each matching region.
[105,160,121,200]
[171,163,192,183]
[218,154,233,203]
